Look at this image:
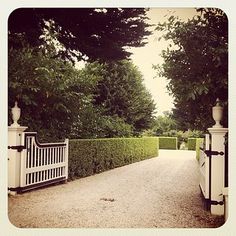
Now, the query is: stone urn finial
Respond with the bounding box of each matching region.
[212,98,223,128]
[11,101,21,127]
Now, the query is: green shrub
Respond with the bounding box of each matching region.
[68,137,159,180]
[188,138,204,160]
[196,138,204,161]
[187,138,196,150]
[162,130,204,149]
[159,137,177,149]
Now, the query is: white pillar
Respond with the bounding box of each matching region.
[208,127,228,215]
[8,126,27,195]
[8,101,27,195]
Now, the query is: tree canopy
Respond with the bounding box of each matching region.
[9,45,156,140]
[8,8,151,62]
[154,8,228,131]
[93,60,156,134]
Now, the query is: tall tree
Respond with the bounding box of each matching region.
[83,60,157,135]
[8,8,151,62]
[154,8,228,131]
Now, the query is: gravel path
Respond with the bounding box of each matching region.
[8,150,224,228]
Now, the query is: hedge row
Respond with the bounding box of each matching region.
[196,138,204,161]
[68,137,159,180]
[187,138,197,150]
[159,137,177,150]
[188,138,204,160]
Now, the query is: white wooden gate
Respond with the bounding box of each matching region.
[20,132,68,191]
[199,134,210,205]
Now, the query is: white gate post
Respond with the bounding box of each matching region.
[208,99,228,215]
[8,102,27,195]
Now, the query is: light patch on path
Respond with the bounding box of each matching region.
[8,150,224,228]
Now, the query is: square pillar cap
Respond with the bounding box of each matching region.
[208,127,228,134]
[8,126,28,132]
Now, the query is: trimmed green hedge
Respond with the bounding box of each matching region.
[187,138,197,150]
[68,137,159,180]
[188,138,204,160]
[159,137,177,149]
[196,138,204,161]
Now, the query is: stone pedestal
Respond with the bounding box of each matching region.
[8,125,27,195]
[208,127,228,215]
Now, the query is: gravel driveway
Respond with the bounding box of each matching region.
[8,150,224,228]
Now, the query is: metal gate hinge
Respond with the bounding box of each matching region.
[8,145,25,152]
[204,150,224,157]
[211,200,224,205]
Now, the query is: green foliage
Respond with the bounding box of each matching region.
[187,138,197,150]
[188,138,204,160]
[162,129,203,149]
[159,137,177,150]
[186,130,204,138]
[9,8,151,62]
[8,8,156,140]
[86,60,157,135]
[9,45,156,140]
[196,138,204,161]
[165,130,188,149]
[68,137,159,180]
[69,104,133,139]
[150,111,176,136]
[8,46,100,141]
[154,8,228,131]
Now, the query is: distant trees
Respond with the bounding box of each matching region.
[142,111,203,149]
[148,111,177,136]
[154,8,228,130]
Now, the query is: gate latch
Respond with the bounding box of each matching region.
[204,150,224,157]
[8,145,25,152]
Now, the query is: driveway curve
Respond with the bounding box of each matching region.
[8,150,224,228]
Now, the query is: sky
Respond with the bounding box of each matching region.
[129,8,198,116]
